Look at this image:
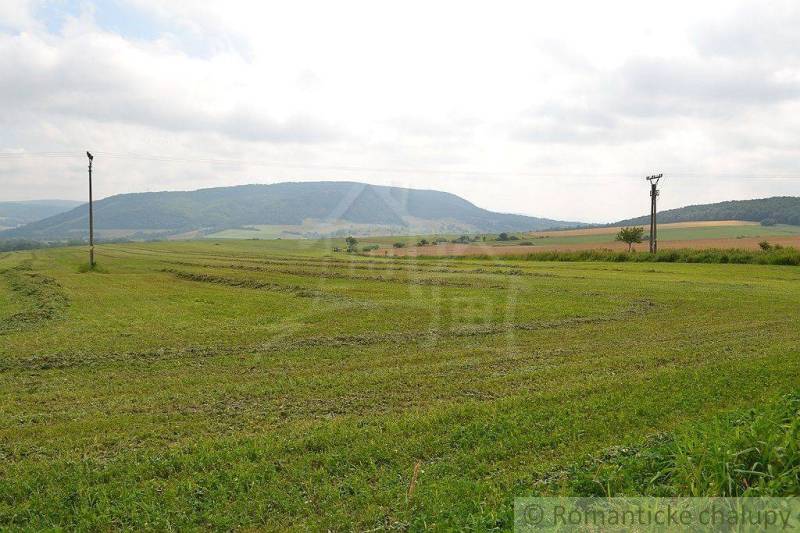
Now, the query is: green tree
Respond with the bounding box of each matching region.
[345,236,358,252]
[615,226,645,252]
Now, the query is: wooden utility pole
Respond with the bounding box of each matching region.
[646,174,662,253]
[87,151,95,268]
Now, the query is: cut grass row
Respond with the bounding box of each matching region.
[0,261,69,334]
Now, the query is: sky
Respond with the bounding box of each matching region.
[1,0,799,223]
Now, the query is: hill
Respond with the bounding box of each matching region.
[0,200,83,229]
[614,196,800,227]
[0,182,573,240]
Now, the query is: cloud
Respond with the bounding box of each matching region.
[1,0,799,223]
[692,1,800,61]
[0,14,337,143]
[612,57,800,118]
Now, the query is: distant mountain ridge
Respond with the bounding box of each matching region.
[614,196,800,227]
[0,200,83,229]
[1,182,575,240]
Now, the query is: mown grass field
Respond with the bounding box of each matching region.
[2,239,800,530]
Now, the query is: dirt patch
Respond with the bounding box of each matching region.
[383,236,800,257]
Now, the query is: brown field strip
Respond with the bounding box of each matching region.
[527,220,757,238]
[383,235,800,257]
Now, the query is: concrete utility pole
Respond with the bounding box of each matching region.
[87,151,95,268]
[646,174,663,253]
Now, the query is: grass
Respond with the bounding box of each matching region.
[550,390,800,497]
[1,239,800,529]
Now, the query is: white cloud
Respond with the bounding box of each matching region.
[0,0,799,222]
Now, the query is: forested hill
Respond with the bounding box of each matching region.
[615,196,800,226]
[0,200,82,229]
[1,182,573,240]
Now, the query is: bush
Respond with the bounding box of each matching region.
[615,226,645,252]
[393,242,406,248]
[416,239,429,246]
[761,218,778,227]
[77,262,109,273]
[361,244,379,252]
[496,247,800,266]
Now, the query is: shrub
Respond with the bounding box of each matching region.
[501,247,800,266]
[393,242,406,248]
[615,226,645,252]
[77,262,109,273]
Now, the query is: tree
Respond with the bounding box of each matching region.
[497,232,510,241]
[345,236,358,252]
[615,226,645,252]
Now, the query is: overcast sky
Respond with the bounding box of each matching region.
[1,0,799,222]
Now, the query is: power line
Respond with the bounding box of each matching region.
[0,152,78,158]
[2,150,800,181]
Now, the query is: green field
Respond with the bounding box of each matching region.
[2,240,800,529]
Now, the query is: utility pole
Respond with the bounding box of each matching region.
[87,151,95,268]
[646,174,662,253]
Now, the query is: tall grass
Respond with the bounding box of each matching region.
[557,391,800,496]
[494,247,800,266]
